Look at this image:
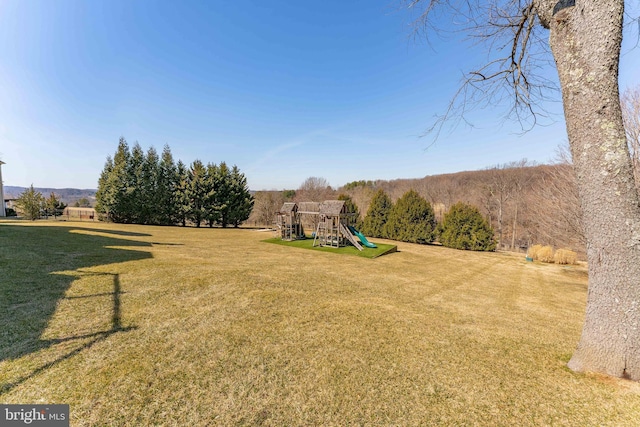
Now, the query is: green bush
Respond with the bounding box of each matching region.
[385,190,436,244]
[438,202,496,251]
[362,189,393,238]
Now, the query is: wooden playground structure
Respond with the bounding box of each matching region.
[275,200,372,251]
[275,202,304,241]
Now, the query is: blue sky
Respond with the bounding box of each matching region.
[1,1,639,191]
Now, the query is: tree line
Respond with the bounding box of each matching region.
[361,189,495,251]
[95,138,253,227]
[12,186,66,220]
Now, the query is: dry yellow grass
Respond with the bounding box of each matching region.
[529,244,555,263]
[1,220,639,426]
[555,248,578,265]
[528,244,543,260]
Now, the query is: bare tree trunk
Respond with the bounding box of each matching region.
[511,202,517,250]
[541,0,640,380]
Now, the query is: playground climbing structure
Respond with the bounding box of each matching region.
[275,200,375,251]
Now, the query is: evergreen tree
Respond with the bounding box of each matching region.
[204,163,220,227]
[140,146,159,224]
[215,162,233,228]
[385,189,436,244]
[338,193,363,230]
[362,189,393,238]
[228,165,254,227]
[174,160,190,226]
[45,192,65,218]
[438,202,496,251]
[96,137,130,222]
[126,142,146,223]
[186,160,208,227]
[157,144,178,225]
[95,155,114,220]
[16,185,44,220]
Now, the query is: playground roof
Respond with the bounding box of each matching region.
[298,202,320,214]
[279,202,297,213]
[319,200,347,216]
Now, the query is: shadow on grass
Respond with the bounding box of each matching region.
[0,224,152,394]
[65,226,152,237]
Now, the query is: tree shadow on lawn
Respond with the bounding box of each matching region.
[0,224,152,394]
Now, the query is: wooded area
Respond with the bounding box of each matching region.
[249,160,586,256]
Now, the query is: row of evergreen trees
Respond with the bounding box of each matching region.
[361,189,496,251]
[96,138,254,227]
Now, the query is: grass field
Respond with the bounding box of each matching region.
[1,220,639,426]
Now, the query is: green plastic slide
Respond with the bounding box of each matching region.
[347,225,377,248]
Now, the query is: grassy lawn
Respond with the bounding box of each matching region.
[1,220,639,426]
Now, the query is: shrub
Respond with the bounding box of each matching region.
[538,246,555,263]
[362,189,393,238]
[528,244,543,260]
[554,248,577,265]
[385,190,436,244]
[529,244,554,263]
[437,202,496,251]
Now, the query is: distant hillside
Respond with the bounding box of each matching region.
[4,186,97,207]
[248,162,585,257]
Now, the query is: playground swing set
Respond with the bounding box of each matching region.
[275,200,376,251]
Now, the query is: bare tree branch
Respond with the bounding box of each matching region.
[405,0,559,139]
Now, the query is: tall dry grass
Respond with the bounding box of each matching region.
[555,248,578,265]
[529,244,578,265]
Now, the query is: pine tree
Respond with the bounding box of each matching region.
[186,160,208,227]
[362,189,393,238]
[140,146,160,224]
[16,185,44,221]
[385,190,436,244]
[126,142,145,224]
[228,165,254,227]
[215,162,232,228]
[174,160,190,226]
[438,202,496,251]
[95,156,114,220]
[157,144,178,225]
[101,138,130,223]
[45,192,65,218]
[204,163,220,227]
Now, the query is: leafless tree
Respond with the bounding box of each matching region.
[406,0,640,380]
[295,177,335,202]
[529,145,585,253]
[621,85,640,187]
[249,191,285,227]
